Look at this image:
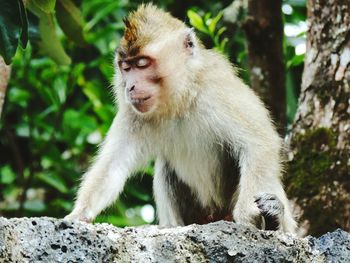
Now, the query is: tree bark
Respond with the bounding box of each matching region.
[244,0,286,134]
[0,57,11,118]
[287,0,350,236]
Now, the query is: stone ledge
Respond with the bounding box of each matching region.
[0,217,349,262]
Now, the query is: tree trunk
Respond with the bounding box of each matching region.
[244,0,286,134]
[287,0,350,236]
[0,57,11,118]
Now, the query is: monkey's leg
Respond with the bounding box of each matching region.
[65,117,143,222]
[153,159,184,227]
[254,193,284,231]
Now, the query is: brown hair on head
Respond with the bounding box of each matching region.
[119,4,186,57]
[123,18,135,42]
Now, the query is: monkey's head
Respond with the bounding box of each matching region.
[115,4,202,119]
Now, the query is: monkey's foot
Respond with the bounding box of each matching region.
[64,212,92,223]
[254,193,284,231]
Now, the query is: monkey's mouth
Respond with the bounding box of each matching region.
[130,95,154,113]
[130,95,152,105]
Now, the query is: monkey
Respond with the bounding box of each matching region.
[65,4,297,233]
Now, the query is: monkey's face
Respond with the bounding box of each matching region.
[118,56,161,114]
[117,30,197,117]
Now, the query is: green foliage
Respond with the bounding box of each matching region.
[31,0,56,13]
[0,0,28,63]
[56,0,86,46]
[0,166,16,185]
[26,0,76,65]
[1,0,87,65]
[187,10,228,54]
[38,12,72,65]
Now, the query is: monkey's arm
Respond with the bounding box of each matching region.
[230,133,285,227]
[209,87,296,232]
[65,114,145,222]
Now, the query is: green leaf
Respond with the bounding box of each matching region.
[0,165,16,184]
[8,87,31,107]
[37,172,69,193]
[85,1,121,31]
[220,38,228,51]
[204,12,211,22]
[0,0,28,64]
[62,109,98,145]
[56,0,86,46]
[217,26,226,37]
[18,0,28,47]
[187,10,207,34]
[287,54,305,68]
[32,0,56,13]
[140,163,154,176]
[27,1,71,65]
[83,82,103,108]
[38,13,71,65]
[208,12,222,34]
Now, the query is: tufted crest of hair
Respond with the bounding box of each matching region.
[120,4,186,57]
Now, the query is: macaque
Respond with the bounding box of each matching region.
[65,4,297,233]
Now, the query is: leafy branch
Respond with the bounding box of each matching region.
[187,10,228,54]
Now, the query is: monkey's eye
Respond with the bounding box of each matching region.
[120,61,131,71]
[136,57,151,68]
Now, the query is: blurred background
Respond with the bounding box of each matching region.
[0,0,315,230]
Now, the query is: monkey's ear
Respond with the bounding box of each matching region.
[184,28,196,55]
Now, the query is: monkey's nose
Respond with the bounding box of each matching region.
[128,85,135,92]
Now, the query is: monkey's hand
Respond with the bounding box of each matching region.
[64,210,92,223]
[254,193,284,231]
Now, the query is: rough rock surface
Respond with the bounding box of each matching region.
[0,217,349,262]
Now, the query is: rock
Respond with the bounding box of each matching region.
[309,229,350,263]
[0,217,349,262]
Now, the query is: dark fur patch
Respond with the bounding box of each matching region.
[220,144,240,207]
[161,144,240,225]
[163,162,206,225]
